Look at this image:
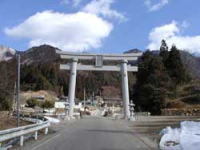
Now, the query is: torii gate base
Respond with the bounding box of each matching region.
[57,51,142,119]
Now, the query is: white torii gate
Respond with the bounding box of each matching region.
[57,51,142,119]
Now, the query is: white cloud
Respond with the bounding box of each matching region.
[62,0,82,7]
[147,21,200,54]
[4,0,124,52]
[5,11,113,52]
[82,0,125,21]
[144,0,169,11]
[181,21,190,29]
[148,21,179,50]
[73,0,82,7]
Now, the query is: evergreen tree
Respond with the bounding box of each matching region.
[165,45,189,85]
[159,40,169,65]
[134,51,171,114]
[160,40,168,52]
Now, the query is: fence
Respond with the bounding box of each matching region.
[134,112,151,121]
[0,120,50,147]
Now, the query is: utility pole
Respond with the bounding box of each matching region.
[99,89,101,97]
[16,54,20,127]
[83,87,86,108]
[13,82,16,112]
[92,91,94,105]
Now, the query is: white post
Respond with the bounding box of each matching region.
[34,131,38,140]
[68,58,78,118]
[20,135,24,146]
[45,128,48,135]
[121,60,130,119]
[84,87,86,108]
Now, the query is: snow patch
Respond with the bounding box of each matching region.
[160,121,200,150]
[44,116,60,124]
[0,45,16,61]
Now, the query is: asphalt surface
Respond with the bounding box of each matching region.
[22,117,154,150]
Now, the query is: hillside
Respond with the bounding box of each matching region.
[180,51,200,79]
[0,44,200,112]
[163,81,200,115]
[19,45,61,65]
[132,42,200,115]
[0,58,17,110]
[20,90,58,105]
[0,45,133,110]
[126,48,200,79]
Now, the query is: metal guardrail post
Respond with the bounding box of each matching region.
[0,121,50,148]
[20,135,24,146]
[34,131,38,140]
[45,128,48,135]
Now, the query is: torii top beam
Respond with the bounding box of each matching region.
[56,50,142,61]
[56,50,142,72]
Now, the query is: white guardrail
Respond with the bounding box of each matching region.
[0,120,50,147]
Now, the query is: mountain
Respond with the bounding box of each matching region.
[125,49,200,79]
[180,51,200,79]
[19,45,61,65]
[7,45,125,98]
[144,49,200,79]
[0,45,61,64]
[1,45,200,79]
[0,45,16,62]
[124,48,142,54]
[0,44,200,111]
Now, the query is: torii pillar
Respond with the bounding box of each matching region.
[121,60,130,119]
[68,58,78,118]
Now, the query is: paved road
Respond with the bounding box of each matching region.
[23,117,154,150]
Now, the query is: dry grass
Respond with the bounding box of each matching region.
[20,90,58,105]
[0,111,31,130]
[166,81,200,110]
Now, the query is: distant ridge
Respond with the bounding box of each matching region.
[124,48,142,54]
[19,45,61,65]
[0,44,200,79]
[0,45,16,62]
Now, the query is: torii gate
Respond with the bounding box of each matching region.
[57,51,142,119]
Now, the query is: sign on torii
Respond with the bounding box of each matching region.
[56,51,142,119]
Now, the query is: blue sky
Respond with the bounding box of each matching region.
[0,0,200,54]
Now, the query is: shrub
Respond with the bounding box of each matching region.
[26,98,39,108]
[41,100,54,109]
[0,98,12,111]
